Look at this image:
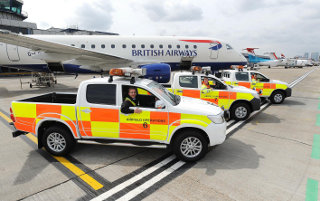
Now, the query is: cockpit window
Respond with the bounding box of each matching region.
[226,44,233,50]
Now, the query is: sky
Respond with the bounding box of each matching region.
[23,0,320,57]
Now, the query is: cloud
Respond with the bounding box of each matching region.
[68,0,114,31]
[142,1,203,22]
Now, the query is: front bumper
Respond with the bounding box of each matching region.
[206,121,227,147]
[250,97,261,111]
[285,88,292,97]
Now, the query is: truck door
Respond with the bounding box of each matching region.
[177,75,200,99]
[234,72,251,88]
[78,83,120,138]
[119,85,169,141]
[201,76,231,109]
[6,44,20,61]
[250,72,274,96]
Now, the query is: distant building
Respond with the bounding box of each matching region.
[311,52,319,61]
[304,52,309,59]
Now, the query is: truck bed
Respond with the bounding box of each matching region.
[21,92,77,104]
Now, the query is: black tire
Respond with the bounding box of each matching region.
[172,130,208,162]
[230,102,251,121]
[270,91,285,104]
[47,82,51,87]
[29,83,32,88]
[42,126,75,156]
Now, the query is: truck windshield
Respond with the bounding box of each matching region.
[147,81,179,105]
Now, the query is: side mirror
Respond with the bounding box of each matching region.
[155,100,165,109]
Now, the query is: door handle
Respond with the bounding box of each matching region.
[235,82,238,84]
[81,108,92,113]
[177,90,182,93]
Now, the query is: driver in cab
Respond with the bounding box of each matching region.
[121,87,142,114]
[201,77,214,94]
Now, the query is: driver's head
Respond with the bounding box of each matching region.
[128,87,137,99]
[203,77,209,85]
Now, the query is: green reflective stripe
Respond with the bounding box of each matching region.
[311,134,320,159]
[125,97,136,106]
[306,178,318,201]
[316,114,320,127]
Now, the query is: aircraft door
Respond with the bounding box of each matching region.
[6,44,20,61]
[209,43,219,59]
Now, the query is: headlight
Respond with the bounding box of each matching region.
[252,92,260,99]
[208,114,224,124]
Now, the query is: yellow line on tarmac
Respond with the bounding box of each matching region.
[0,111,103,190]
[0,112,13,123]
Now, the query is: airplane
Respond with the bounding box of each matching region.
[0,30,247,83]
[257,52,289,68]
[242,48,271,68]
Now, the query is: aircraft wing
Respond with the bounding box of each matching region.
[0,30,132,65]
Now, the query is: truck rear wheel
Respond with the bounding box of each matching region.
[270,91,285,104]
[231,102,250,121]
[42,126,75,156]
[173,130,208,162]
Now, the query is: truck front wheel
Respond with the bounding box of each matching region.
[173,131,208,162]
[270,91,285,104]
[231,102,250,121]
[43,126,75,156]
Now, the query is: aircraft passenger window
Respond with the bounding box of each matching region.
[150,44,154,48]
[177,45,180,49]
[185,45,189,49]
[91,44,95,49]
[194,45,197,49]
[168,45,172,49]
[179,76,198,88]
[122,44,126,48]
[159,44,163,49]
[101,44,105,48]
[235,72,249,81]
[81,44,85,48]
[111,44,115,48]
[71,44,75,46]
[226,44,233,50]
[132,44,136,48]
[141,44,145,48]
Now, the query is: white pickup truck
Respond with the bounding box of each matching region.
[165,71,261,121]
[10,70,227,162]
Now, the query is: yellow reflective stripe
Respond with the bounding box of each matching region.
[79,107,91,121]
[276,84,287,90]
[91,122,119,137]
[137,88,150,95]
[180,119,208,127]
[12,102,36,118]
[236,92,253,100]
[61,105,77,121]
[120,111,150,124]
[181,113,211,125]
[201,90,219,98]
[218,99,230,109]
[125,97,136,106]
[166,88,173,93]
[150,124,168,140]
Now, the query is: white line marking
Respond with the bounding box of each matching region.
[91,155,176,201]
[117,161,185,201]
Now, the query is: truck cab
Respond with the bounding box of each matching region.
[220,69,292,104]
[166,67,261,121]
[10,68,227,162]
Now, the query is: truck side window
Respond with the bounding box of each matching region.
[179,76,198,88]
[251,73,269,82]
[201,76,226,90]
[86,84,116,105]
[122,85,158,109]
[235,72,249,81]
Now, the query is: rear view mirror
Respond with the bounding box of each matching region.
[155,100,165,109]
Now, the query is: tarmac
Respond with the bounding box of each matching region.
[0,66,319,201]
